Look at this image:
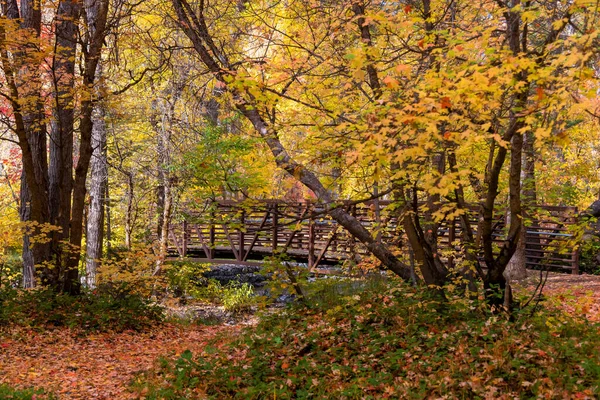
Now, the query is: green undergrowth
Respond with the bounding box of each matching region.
[193,280,257,312]
[133,278,600,399]
[0,384,53,399]
[0,283,164,332]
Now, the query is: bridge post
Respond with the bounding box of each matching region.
[238,210,245,261]
[272,203,278,251]
[209,208,215,260]
[182,220,188,257]
[448,218,455,269]
[308,204,315,268]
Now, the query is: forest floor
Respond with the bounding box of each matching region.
[520,271,600,323]
[1,273,599,399]
[0,323,248,399]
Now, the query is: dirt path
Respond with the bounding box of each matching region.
[0,323,242,399]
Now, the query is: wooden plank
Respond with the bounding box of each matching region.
[182,221,188,257]
[222,225,240,261]
[168,228,183,257]
[194,224,212,260]
[243,209,270,262]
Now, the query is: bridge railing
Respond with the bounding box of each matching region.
[167,200,580,273]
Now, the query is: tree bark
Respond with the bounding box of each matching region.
[19,172,35,288]
[504,211,528,281]
[124,172,134,250]
[85,99,107,288]
[63,0,110,293]
[48,0,80,289]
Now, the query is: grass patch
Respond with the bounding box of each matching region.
[0,384,53,399]
[132,277,600,399]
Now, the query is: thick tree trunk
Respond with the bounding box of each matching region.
[47,0,80,291]
[63,0,110,293]
[505,211,527,281]
[105,184,112,257]
[85,0,110,284]
[20,114,51,286]
[85,100,107,288]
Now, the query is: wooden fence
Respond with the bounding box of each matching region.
[167,200,580,273]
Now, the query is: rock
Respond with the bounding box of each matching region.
[202,264,267,287]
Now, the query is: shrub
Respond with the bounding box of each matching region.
[305,275,388,309]
[221,282,255,312]
[191,279,225,304]
[190,279,257,312]
[95,245,162,297]
[164,261,210,299]
[578,236,600,275]
[0,283,163,332]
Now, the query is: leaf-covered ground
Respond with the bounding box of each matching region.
[523,272,600,322]
[0,323,243,399]
[1,274,600,399]
[133,275,600,399]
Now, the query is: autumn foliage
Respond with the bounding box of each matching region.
[0,0,600,397]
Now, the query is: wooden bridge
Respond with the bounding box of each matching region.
[167,200,580,273]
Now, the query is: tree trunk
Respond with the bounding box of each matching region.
[48,0,80,290]
[504,210,527,281]
[63,0,110,293]
[105,183,112,257]
[124,173,134,250]
[19,173,35,288]
[85,99,107,288]
[154,182,173,275]
[506,130,537,282]
[522,131,537,204]
[151,77,186,272]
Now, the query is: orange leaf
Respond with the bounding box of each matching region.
[383,75,399,89]
[535,86,544,100]
[440,97,452,109]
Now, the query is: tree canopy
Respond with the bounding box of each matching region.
[0,0,596,304]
